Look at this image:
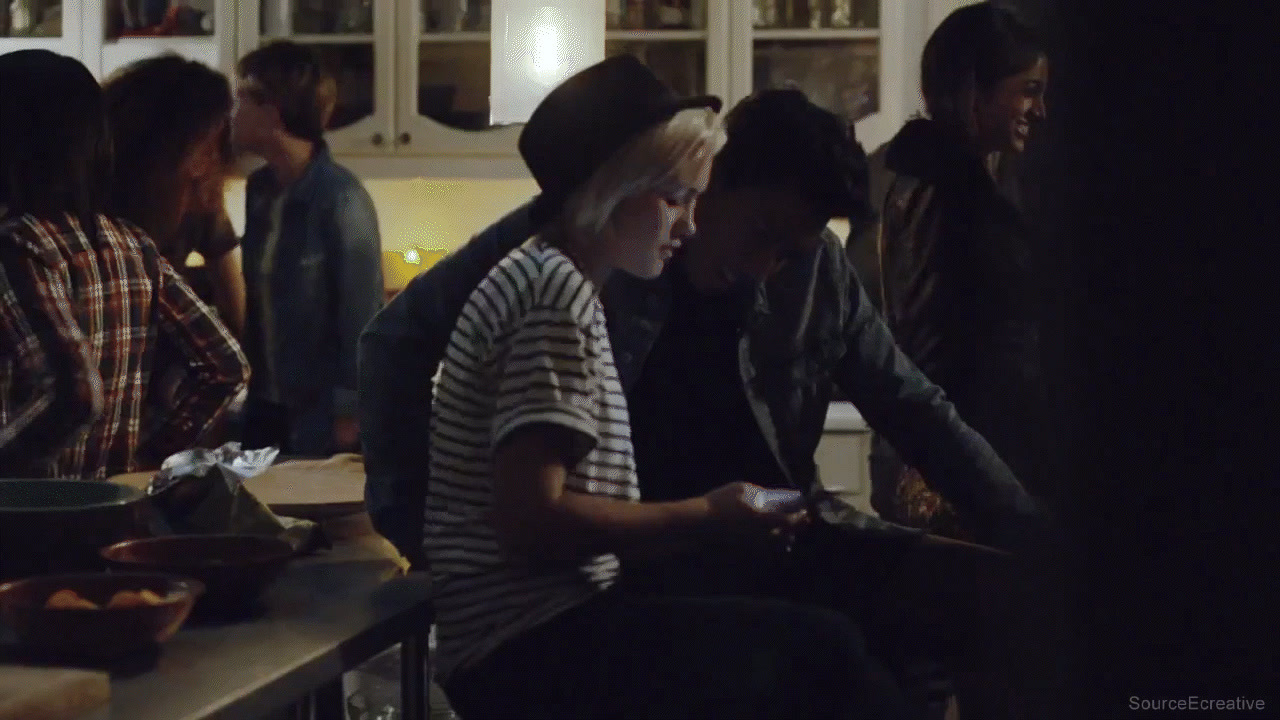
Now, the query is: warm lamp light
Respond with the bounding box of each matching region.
[490,1,606,125]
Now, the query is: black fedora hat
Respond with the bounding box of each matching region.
[518,54,722,229]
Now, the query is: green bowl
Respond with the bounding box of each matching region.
[0,479,151,582]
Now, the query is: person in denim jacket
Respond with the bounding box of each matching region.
[360,89,1048,718]
[231,41,383,456]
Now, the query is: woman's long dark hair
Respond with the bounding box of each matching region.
[921,3,1044,139]
[0,50,112,234]
[103,54,233,259]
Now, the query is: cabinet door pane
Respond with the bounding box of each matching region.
[0,0,61,37]
[416,0,495,131]
[261,0,373,36]
[422,0,489,32]
[751,0,878,29]
[417,40,492,131]
[753,39,879,122]
[303,43,375,130]
[109,0,214,37]
[606,40,706,97]
[607,1,707,30]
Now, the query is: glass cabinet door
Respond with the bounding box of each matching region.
[0,0,64,38]
[0,0,81,57]
[107,0,216,38]
[246,0,394,153]
[604,0,727,101]
[96,0,238,81]
[394,0,519,156]
[397,0,728,159]
[732,0,905,152]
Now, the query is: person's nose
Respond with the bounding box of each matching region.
[673,202,697,239]
[1030,95,1047,121]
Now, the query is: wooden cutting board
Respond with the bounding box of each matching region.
[0,665,110,720]
[109,454,368,520]
[244,453,366,519]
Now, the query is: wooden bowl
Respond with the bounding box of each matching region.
[0,479,151,582]
[100,534,293,617]
[0,572,202,661]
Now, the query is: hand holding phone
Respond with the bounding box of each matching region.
[742,486,807,513]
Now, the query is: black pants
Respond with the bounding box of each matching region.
[616,524,988,718]
[445,589,931,720]
[241,397,292,454]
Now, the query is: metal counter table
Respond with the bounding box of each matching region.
[6,542,433,720]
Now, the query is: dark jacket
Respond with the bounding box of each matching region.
[846,141,891,312]
[242,144,383,455]
[359,201,1039,561]
[876,118,1047,501]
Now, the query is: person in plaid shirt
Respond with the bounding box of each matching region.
[0,50,249,479]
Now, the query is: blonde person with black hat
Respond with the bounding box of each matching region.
[422,55,910,720]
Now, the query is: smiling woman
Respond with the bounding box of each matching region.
[873,3,1052,548]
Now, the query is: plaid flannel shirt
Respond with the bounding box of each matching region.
[0,213,248,479]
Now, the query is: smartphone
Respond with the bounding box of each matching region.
[744,487,807,513]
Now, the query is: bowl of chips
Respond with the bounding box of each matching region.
[100,534,293,617]
[0,572,203,661]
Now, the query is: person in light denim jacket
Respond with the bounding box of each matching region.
[231,41,383,456]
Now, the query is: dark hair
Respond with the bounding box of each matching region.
[236,41,330,144]
[0,50,111,226]
[712,88,872,234]
[922,3,1045,135]
[103,54,233,255]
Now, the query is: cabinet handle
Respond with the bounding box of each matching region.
[372,133,385,146]
[398,132,411,146]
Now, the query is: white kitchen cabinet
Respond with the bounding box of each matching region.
[3,0,239,87]
[366,0,923,176]
[239,0,396,156]
[815,401,877,515]
[12,1,929,178]
[0,0,83,61]
[392,0,731,177]
[3,0,236,89]
[93,0,239,79]
[227,0,734,178]
[728,0,915,155]
[74,0,239,81]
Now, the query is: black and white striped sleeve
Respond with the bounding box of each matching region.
[490,259,601,454]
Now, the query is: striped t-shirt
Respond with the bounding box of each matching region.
[425,239,639,680]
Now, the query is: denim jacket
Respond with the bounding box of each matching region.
[359,201,1037,561]
[242,144,384,455]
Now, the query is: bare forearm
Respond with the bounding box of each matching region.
[209,250,245,338]
[499,489,712,566]
[560,492,709,559]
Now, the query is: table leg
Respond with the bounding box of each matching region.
[312,677,345,720]
[400,632,429,720]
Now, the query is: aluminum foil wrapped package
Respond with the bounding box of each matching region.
[147,442,320,551]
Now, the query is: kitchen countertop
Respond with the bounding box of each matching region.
[1,542,431,720]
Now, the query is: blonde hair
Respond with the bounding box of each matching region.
[558,107,726,241]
